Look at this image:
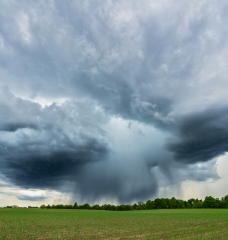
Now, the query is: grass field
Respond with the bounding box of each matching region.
[0,208,228,239]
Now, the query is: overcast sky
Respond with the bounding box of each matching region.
[1,0,228,207]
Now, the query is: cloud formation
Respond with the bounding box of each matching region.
[167,107,228,164]
[0,0,228,204]
[0,88,109,191]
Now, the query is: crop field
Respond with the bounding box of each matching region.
[0,209,228,239]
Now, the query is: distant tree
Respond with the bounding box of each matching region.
[73,202,78,209]
[37,194,228,211]
[225,195,228,204]
[154,198,167,209]
[102,204,107,210]
[132,203,138,210]
[82,203,90,209]
[65,205,73,209]
[154,198,161,209]
[163,198,170,209]
[105,204,115,210]
[193,199,203,208]
[108,204,115,210]
[203,196,221,208]
[203,196,214,208]
[124,205,133,210]
[119,205,125,211]
[111,205,117,211]
[56,204,64,209]
[92,204,101,210]
[146,200,154,209]
[138,201,146,210]
[170,197,177,209]
[221,195,228,208]
[187,198,195,208]
[176,200,185,209]
[184,201,188,208]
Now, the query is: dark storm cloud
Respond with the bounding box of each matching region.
[3,148,108,190]
[0,90,109,190]
[0,123,38,132]
[0,0,228,203]
[167,107,228,164]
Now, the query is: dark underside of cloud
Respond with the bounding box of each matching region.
[3,151,107,189]
[0,0,228,203]
[167,107,228,164]
[0,123,38,132]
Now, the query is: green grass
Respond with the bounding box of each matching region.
[0,209,228,239]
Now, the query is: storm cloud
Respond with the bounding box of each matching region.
[0,0,228,204]
[167,107,228,164]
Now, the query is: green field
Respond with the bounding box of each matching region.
[0,209,228,239]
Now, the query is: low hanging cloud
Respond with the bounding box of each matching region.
[167,107,228,164]
[0,89,109,191]
[0,0,228,204]
[17,195,48,202]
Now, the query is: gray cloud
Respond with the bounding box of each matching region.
[0,90,109,191]
[0,0,228,203]
[0,88,40,131]
[17,195,48,201]
[167,106,228,164]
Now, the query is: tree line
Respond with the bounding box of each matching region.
[40,195,228,210]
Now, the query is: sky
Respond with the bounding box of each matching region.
[0,0,228,207]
